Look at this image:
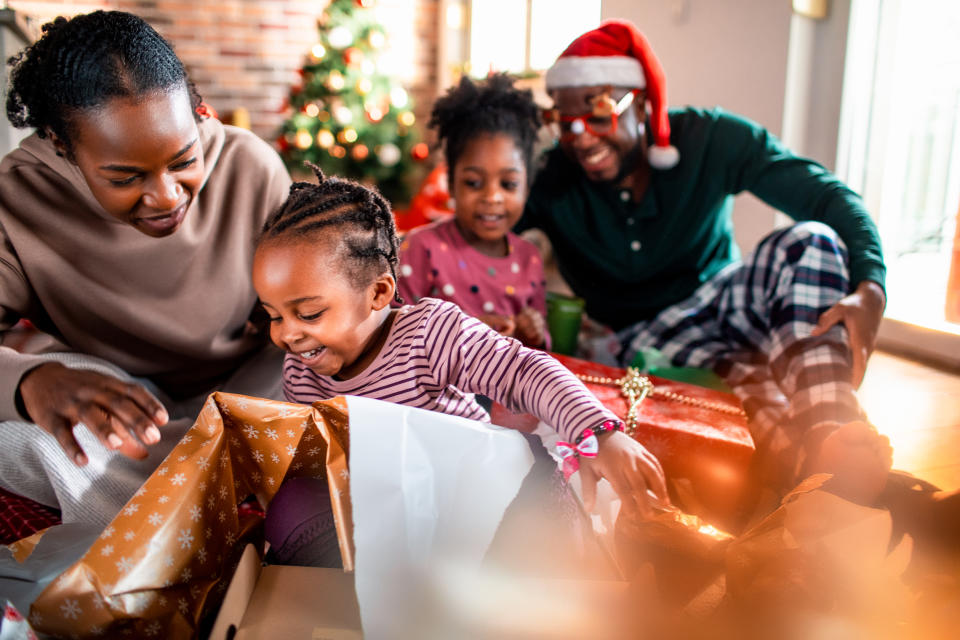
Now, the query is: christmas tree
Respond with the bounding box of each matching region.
[276,0,427,206]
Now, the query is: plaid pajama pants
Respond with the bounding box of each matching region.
[615,221,863,463]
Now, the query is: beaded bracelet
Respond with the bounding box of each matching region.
[573,419,624,446]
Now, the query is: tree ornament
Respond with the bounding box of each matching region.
[377,143,401,167]
[356,78,373,95]
[304,103,320,118]
[338,128,358,144]
[331,145,347,158]
[316,129,335,148]
[352,144,369,161]
[411,142,429,161]
[294,129,313,150]
[333,104,353,125]
[390,87,409,109]
[310,43,326,61]
[368,29,386,49]
[325,70,345,92]
[398,111,416,127]
[366,105,384,122]
[327,26,354,49]
[344,47,364,66]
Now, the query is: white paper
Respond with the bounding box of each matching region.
[346,396,535,639]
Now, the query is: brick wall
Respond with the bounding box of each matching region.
[6,0,438,143]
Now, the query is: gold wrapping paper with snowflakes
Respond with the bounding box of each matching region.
[26,392,352,639]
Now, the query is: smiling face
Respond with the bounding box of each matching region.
[252,238,396,380]
[551,85,646,184]
[61,86,204,237]
[451,133,527,257]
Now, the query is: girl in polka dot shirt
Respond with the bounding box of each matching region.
[398,74,549,349]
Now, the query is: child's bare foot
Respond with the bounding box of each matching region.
[801,420,893,505]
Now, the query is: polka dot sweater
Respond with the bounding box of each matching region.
[397,218,547,321]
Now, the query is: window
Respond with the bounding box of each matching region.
[837,0,960,335]
[466,0,601,76]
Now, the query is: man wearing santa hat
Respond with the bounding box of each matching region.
[518,20,890,504]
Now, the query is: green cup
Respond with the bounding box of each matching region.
[546,291,585,356]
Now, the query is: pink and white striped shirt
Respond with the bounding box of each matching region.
[282,298,617,443]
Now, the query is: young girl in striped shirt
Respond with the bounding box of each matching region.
[252,166,666,518]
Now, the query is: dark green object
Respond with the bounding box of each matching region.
[545,291,584,356]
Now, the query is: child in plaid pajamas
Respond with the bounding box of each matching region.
[520,20,891,504]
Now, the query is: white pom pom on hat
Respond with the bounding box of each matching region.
[545,19,679,170]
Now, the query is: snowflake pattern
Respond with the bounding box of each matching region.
[100,544,114,557]
[207,495,216,509]
[60,599,81,620]
[29,611,42,627]
[91,593,106,610]
[189,505,202,522]
[177,455,188,463]
[123,503,139,516]
[177,529,195,550]
[340,469,350,480]
[199,480,207,493]
[158,495,170,504]
[251,472,261,483]
[171,473,187,486]
[115,556,134,573]
[225,532,236,546]
[181,434,193,444]
[180,567,192,582]
[164,555,175,568]
[252,450,264,463]
[219,511,226,522]
[219,486,228,499]
[124,530,135,542]
[177,598,189,615]
[286,429,296,438]
[157,595,168,607]
[271,452,280,464]
[148,513,163,526]
[145,621,162,637]
[102,526,114,539]
[267,476,275,486]
[303,432,314,442]
[190,584,202,600]
[134,486,147,498]
[309,447,321,456]
[243,424,258,440]
[197,548,208,563]
[285,445,297,457]
[197,456,209,470]
[265,427,279,440]
[157,467,168,476]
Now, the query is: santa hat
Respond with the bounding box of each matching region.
[545,20,679,170]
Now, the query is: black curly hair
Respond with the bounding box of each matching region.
[259,164,403,303]
[6,10,202,158]
[428,73,542,186]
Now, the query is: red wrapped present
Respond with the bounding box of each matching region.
[491,353,753,531]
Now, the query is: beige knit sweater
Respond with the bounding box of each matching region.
[0,117,292,420]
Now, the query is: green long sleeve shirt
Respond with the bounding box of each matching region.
[517,106,885,331]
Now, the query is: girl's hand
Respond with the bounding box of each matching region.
[513,307,547,348]
[18,363,169,466]
[477,313,516,337]
[578,430,669,519]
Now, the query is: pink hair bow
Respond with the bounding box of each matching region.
[555,428,599,480]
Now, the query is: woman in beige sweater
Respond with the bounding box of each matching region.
[0,11,291,525]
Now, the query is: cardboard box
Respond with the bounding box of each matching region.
[209,544,361,640]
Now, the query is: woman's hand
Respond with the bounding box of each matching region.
[477,313,516,337]
[513,307,547,348]
[578,430,669,519]
[811,280,886,388]
[18,363,169,466]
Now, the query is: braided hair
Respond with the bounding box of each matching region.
[6,10,202,158]
[429,72,541,186]
[260,164,403,303]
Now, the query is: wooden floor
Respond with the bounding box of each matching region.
[860,350,960,491]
